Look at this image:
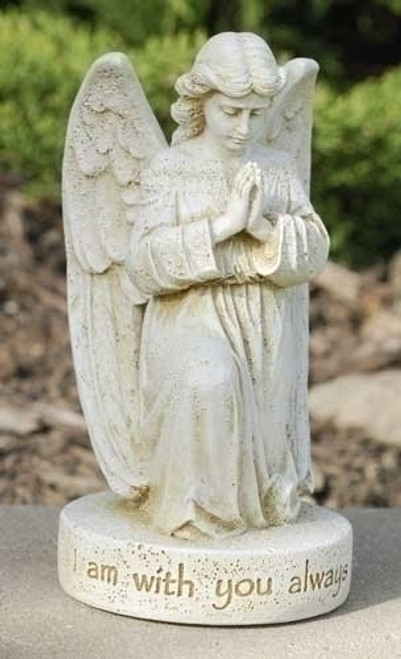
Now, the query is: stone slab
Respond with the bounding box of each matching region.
[309,370,401,447]
[0,505,400,659]
[58,493,352,625]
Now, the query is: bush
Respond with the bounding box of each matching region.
[14,0,209,46]
[0,11,126,198]
[313,67,401,266]
[133,31,205,134]
[0,10,203,199]
[1,10,400,266]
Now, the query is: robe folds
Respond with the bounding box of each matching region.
[125,144,330,537]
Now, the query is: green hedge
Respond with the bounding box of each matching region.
[0,10,203,199]
[0,9,400,265]
[313,68,401,265]
[0,11,125,198]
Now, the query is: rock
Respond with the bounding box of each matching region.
[361,310,401,342]
[314,261,363,307]
[0,403,40,436]
[389,250,401,300]
[351,311,401,370]
[39,404,86,436]
[0,400,86,437]
[309,370,401,447]
[0,346,15,380]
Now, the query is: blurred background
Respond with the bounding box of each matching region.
[0,0,400,510]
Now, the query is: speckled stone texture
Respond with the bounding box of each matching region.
[58,492,352,625]
[63,44,329,539]
[1,505,400,659]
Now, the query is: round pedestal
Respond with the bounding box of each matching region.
[58,492,352,625]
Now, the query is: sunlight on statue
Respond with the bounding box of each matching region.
[63,32,330,541]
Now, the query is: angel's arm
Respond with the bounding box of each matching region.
[125,156,329,295]
[211,160,329,286]
[126,157,277,295]
[251,211,329,287]
[127,204,328,295]
[125,163,221,296]
[227,55,330,286]
[126,215,221,296]
[254,161,330,286]
[261,162,330,287]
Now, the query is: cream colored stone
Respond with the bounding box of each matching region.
[60,32,347,624]
[2,507,399,659]
[63,31,329,539]
[58,492,352,625]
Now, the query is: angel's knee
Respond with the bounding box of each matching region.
[183,344,238,398]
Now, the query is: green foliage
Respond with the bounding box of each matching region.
[0,10,203,199]
[313,67,401,265]
[9,1,401,86]
[0,8,400,265]
[82,0,208,44]
[0,10,126,198]
[133,31,205,135]
[9,0,209,45]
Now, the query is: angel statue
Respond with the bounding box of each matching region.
[63,32,329,541]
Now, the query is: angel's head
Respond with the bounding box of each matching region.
[171,32,285,149]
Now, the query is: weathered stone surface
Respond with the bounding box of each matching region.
[309,370,401,447]
[1,505,400,659]
[63,36,328,545]
[58,492,352,625]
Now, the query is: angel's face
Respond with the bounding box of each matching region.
[202,91,272,155]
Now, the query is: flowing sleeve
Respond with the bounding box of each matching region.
[256,211,329,287]
[125,156,221,296]
[216,159,330,287]
[126,151,329,295]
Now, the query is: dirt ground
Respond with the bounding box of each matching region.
[0,183,400,510]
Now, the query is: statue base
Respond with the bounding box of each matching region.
[58,492,352,625]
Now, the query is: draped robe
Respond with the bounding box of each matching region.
[125,144,330,537]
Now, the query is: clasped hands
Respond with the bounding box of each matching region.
[211,162,273,245]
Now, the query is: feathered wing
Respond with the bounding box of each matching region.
[263,58,320,490]
[265,58,319,194]
[63,52,167,497]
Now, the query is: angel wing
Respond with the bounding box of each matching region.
[265,58,319,195]
[63,52,167,498]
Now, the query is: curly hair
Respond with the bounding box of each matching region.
[171,32,285,145]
